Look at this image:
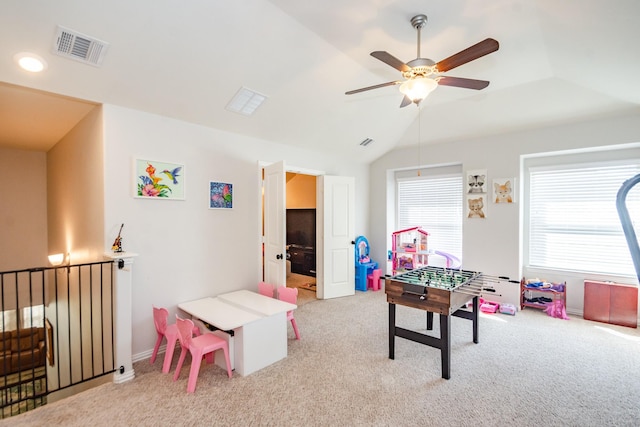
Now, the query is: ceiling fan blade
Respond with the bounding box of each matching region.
[345,81,402,95]
[435,38,499,73]
[399,95,412,108]
[370,51,411,72]
[437,76,490,90]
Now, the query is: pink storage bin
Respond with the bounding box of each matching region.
[480,300,500,314]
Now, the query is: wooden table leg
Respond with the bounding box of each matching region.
[440,314,451,379]
[389,303,396,360]
[426,311,434,330]
[472,296,479,344]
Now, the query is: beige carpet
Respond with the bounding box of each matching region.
[4,290,640,426]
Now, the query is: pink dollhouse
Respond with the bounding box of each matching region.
[391,227,429,275]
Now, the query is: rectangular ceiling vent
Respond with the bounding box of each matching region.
[53,26,109,67]
[226,87,267,116]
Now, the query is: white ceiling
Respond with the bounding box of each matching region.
[1,0,639,162]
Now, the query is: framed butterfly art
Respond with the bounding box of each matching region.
[209,181,233,209]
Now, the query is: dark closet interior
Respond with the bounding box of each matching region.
[286,208,316,276]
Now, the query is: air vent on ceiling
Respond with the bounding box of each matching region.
[53,25,109,67]
[226,87,267,116]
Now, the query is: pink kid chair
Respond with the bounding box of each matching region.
[367,268,382,291]
[258,281,275,298]
[151,306,200,374]
[173,316,232,393]
[277,286,300,340]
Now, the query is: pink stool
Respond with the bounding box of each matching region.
[367,268,382,291]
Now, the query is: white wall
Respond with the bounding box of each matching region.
[370,110,640,312]
[47,106,105,263]
[0,148,47,271]
[102,104,370,358]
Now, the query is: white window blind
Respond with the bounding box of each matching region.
[0,309,17,332]
[397,174,463,266]
[528,162,640,276]
[22,305,44,328]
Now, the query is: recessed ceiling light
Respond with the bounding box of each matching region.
[226,87,267,116]
[14,52,47,72]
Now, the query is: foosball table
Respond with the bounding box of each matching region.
[385,266,491,379]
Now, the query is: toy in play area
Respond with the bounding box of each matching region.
[112,223,124,253]
[391,227,462,274]
[480,299,500,314]
[397,256,414,270]
[391,227,429,274]
[354,236,379,291]
[499,303,517,315]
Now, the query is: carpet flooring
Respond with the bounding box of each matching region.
[4,290,640,426]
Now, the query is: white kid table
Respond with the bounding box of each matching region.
[178,290,296,376]
[218,289,296,316]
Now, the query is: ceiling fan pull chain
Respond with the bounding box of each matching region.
[417,105,422,177]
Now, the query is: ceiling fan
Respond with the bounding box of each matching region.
[345,14,499,107]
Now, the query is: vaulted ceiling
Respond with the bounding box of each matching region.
[1,0,639,162]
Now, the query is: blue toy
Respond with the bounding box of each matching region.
[354,236,378,291]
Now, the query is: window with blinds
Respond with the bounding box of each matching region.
[0,306,44,332]
[397,173,463,267]
[528,162,640,276]
[0,309,17,332]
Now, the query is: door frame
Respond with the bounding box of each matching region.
[258,161,325,292]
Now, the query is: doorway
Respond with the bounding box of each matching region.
[262,162,355,301]
[284,172,317,302]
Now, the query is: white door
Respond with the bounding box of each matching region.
[316,175,355,299]
[263,161,286,287]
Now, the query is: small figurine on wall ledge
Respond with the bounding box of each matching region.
[112,223,124,253]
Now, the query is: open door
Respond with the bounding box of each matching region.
[316,175,355,299]
[263,161,286,287]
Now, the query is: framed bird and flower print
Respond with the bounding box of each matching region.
[135,158,185,200]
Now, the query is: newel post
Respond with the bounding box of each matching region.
[104,252,138,384]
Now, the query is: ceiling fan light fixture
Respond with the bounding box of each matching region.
[399,77,437,103]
